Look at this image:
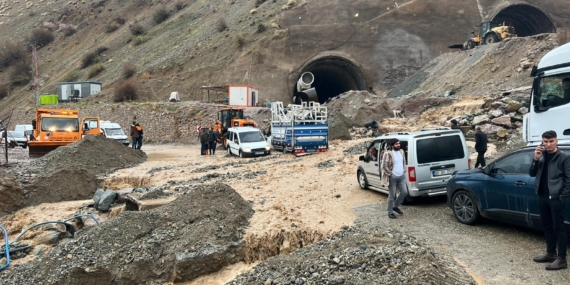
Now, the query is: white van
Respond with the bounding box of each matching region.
[226,127,271,157]
[100,121,129,146]
[356,128,470,202]
[14,124,34,140]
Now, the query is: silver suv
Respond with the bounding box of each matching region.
[356,128,471,202]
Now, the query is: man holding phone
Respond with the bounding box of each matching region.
[529,130,570,270]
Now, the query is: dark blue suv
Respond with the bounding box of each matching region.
[446,145,570,232]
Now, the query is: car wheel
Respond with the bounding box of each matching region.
[357,170,368,190]
[239,150,244,158]
[22,143,27,149]
[452,190,480,225]
[227,147,232,156]
[283,146,287,154]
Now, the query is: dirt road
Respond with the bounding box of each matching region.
[102,141,567,285]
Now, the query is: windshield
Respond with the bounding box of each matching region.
[239,131,265,143]
[535,73,570,110]
[230,109,244,119]
[41,118,79,132]
[8,131,25,138]
[105,128,125,136]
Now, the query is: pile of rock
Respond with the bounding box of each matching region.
[228,226,476,285]
[444,96,528,140]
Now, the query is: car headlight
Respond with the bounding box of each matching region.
[265,145,270,151]
[244,147,251,152]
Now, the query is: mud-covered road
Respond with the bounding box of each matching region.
[355,195,570,285]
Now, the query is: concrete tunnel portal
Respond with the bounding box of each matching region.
[491,4,556,37]
[294,57,367,104]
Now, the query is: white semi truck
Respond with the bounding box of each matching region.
[524,42,570,145]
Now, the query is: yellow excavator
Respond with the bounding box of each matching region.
[449,21,517,50]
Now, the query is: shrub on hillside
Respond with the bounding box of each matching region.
[9,64,32,86]
[58,23,77,36]
[0,41,27,69]
[113,81,138,102]
[175,1,185,11]
[235,34,245,47]
[63,70,81,82]
[114,15,126,25]
[129,24,145,36]
[0,84,9,99]
[106,25,119,33]
[29,28,54,47]
[87,64,104,78]
[122,63,137,79]
[131,36,150,46]
[216,18,227,32]
[80,47,107,69]
[153,7,170,24]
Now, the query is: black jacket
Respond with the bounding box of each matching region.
[199,132,209,143]
[475,131,487,152]
[529,149,570,203]
[208,131,219,142]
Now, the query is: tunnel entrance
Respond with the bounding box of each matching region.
[294,57,366,104]
[491,4,555,37]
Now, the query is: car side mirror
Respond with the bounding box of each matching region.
[359,155,365,161]
[483,164,492,175]
[84,123,89,130]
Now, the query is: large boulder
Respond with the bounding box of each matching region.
[479,124,506,135]
[472,115,490,126]
[505,100,523,113]
[491,115,512,128]
[328,113,355,141]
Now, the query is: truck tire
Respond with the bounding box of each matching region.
[283,146,287,154]
[484,33,499,44]
[466,39,475,50]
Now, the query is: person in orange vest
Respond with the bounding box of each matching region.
[135,123,143,150]
[130,121,139,149]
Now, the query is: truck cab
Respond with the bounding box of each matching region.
[524,42,570,145]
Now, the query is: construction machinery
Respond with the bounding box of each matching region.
[216,107,256,148]
[28,109,101,158]
[449,21,517,50]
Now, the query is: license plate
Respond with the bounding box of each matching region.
[432,168,454,176]
[255,152,264,155]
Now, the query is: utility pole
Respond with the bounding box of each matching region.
[31,44,40,106]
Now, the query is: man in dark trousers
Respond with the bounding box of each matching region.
[199,129,209,155]
[529,130,570,270]
[474,125,488,168]
[130,121,139,149]
[208,127,219,155]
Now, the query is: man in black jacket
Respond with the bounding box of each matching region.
[529,130,570,270]
[474,125,487,168]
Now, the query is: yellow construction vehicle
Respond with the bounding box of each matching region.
[449,21,517,50]
[216,108,256,148]
[28,109,101,158]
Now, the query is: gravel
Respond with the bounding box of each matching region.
[228,226,475,285]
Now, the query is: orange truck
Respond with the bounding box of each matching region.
[28,109,101,158]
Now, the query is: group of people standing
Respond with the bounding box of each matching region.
[130,121,143,150]
[198,120,222,155]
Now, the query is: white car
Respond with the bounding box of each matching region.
[226,127,271,158]
[100,121,130,146]
[0,131,28,148]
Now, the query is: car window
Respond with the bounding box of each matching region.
[8,131,24,138]
[367,142,381,161]
[536,73,570,109]
[416,135,464,163]
[492,150,535,174]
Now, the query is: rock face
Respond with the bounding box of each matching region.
[0,183,254,284]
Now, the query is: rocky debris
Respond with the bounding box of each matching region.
[0,170,24,217]
[229,226,476,285]
[316,160,335,169]
[343,142,369,156]
[0,183,254,284]
[388,34,559,100]
[326,91,393,127]
[25,169,100,208]
[349,127,383,140]
[33,135,147,177]
[328,113,354,141]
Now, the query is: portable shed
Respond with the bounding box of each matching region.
[57,81,102,102]
[228,85,259,107]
